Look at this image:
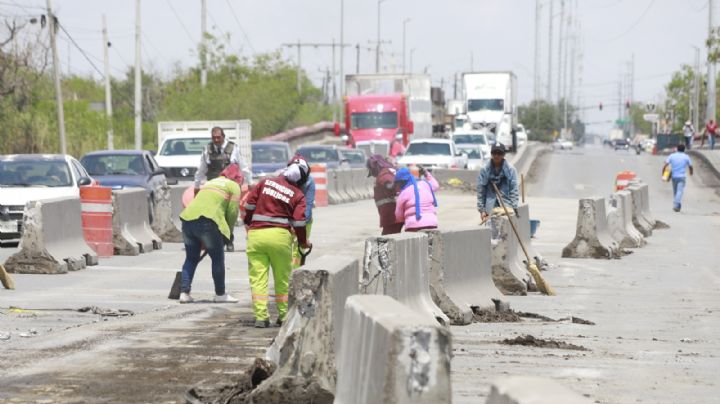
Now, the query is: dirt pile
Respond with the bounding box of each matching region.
[499,334,589,351]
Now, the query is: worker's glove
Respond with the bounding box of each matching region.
[418,165,426,178]
[194,187,200,196]
[514,208,520,219]
[300,241,312,250]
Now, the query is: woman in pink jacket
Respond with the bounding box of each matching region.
[394,167,439,232]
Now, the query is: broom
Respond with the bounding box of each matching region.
[491,182,555,296]
[0,264,15,290]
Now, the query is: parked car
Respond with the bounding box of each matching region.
[452,130,491,159]
[515,123,528,146]
[338,148,368,169]
[80,150,169,223]
[553,138,574,150]
[251,141,292,179]
[0,154,93,245]
[613,138,630,151]
[397,138,468,169]
[295,145,348,169]
[455,144,485,170]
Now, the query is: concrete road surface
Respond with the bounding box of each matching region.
[0,144,718,403]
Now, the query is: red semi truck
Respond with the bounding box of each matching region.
[334,93,414,158]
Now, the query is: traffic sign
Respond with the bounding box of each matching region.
[643,113,659,123]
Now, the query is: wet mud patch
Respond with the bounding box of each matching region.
[186,358,275,404]
[500,334,590,351]
[472,307,596,326]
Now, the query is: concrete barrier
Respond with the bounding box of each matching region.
[112,189,162,255]
[352,168,371,199]
[4,197,98,274]
[423,227,503,325]
[636,182,664,229]
[515,203,549,270]
[249,255,359,403]
[365,174,375,199]
[168,184,185,235]
[486,376,592,404]
[327,169,343,205]
[150,185,183,243]
[490,214,531,295]
[335,295,452,404]
[338,169,357,202]
[607,191,645,248]
[362,233,450,325]
[562,197,621,259]
[627,185,653,237]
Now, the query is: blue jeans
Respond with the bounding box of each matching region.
[671,177,686,210]
[181,217,226,295]
[710,135,716,150]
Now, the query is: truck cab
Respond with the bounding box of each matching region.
[339,94,414,158]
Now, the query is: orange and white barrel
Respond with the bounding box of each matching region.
[310,163,328,207]
[615,171,636,191]
[80,186,114,257]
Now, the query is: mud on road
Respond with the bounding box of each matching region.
[0,304,277,403]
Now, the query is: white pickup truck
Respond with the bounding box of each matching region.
[155,120,252,182]
[397,138,468,170]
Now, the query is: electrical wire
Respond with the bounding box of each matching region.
[165,0,196,43]
[592,0,657,42]
[207,8,236,54]
[58,22,104,79]
[224,0,255,53]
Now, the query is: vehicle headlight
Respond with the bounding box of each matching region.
[180,168,190,177]
[110,185,124,190]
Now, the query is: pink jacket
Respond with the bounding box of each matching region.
[395,173,439,230]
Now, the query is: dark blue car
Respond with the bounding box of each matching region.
[80,150,171,223]
[251,141,292,179]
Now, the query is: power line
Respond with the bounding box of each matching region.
[165,0,195,43]
[58,22,104,79]
[207,8,236,54]
[592,0,657,42]
[225,0,255,53]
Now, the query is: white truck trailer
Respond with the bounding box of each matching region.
[155,120,252,182]
[462,71,518,148]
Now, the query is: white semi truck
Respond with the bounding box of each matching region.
[462,71,518,149]
[155,120,252,182]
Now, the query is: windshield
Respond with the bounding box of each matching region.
[0,159,72,187]
[81,154,146,176]
[453,134,487,145]
[350,112,398,130]
[405,143,451,156]
[296,148,339,163]
[454,117,466,128]
[252,144,289,164]
[467,99,504,112]
[340,150,366,164]
[158,137,208,156]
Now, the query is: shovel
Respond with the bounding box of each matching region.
[491,182,555,296]
[0,264,15,290]
[297,244,313,267]
[168,250,208,300]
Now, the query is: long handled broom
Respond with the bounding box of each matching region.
[491,182,555,296]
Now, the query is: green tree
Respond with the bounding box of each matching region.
[518,99,579,142]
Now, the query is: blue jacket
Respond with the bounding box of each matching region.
[477,159,519,213]
[300,176,316,221]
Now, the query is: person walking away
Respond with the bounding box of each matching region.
[194,126,252,251]
[244,162,310,328]
[178,164,243,304]
[288,154,315,269]
[703,119,717,149]
[394,166,439,232]
[477,144,520,222]
[683,121,695,149]
[662,144,693,212]
[367,155,402,235]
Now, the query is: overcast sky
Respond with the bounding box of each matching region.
[0,0,714,134]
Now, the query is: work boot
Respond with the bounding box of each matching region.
[254,319,270,328]
[213,294,238,303]
[226,243,234,252]
[179,292,194,304]
[275,318,283,327]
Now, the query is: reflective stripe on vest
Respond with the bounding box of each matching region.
[202,183,240,202]
[252,214,290,225]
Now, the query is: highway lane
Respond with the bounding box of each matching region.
[1,145,718,402]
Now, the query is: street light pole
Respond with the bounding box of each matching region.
[376,0,387,73]
[409,48,416,73]
[402,18,410,74]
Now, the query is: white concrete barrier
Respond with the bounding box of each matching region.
[351,168,370,199]
[486,376,592,404]
[112,189,162,255]
[635,182,665,229]
[607,191,645,248]
[168,184,185,235]
[335,295,452,404]
[327,169,344,205]
[249,255,359,402]
[490,214,531,295]
[338,169,357,202]
[627,185,653,237]
[362,233,450,325]
[515,203,549,270]
[4,196,98,274]
[150,185,183,243]
[562,197,621,259]
[423,228,503,325]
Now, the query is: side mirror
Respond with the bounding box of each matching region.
[333,122,341,137]
[77,177,92,186]
[408,121,415,134]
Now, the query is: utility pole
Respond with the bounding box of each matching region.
[46,0,66,154]
[356,44,360,74]
[402,18,411,73]
[629,54,635,137]
[340,0,344,97]
[693,46,701,131]
[409,48,416,73]
[470,51,474,71]
[376,0,387,73]
[282,41,352,96]
[534,0,541,101]
[707,0,716,125]
[332,38,337,122]
[557,0,564,102]
[546,0,554,101]
[200,0,207,87]
[102,14,114,150]
[134,0,142,150]
[453,72,457,99]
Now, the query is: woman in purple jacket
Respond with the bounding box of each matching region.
[394,167,439,232]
